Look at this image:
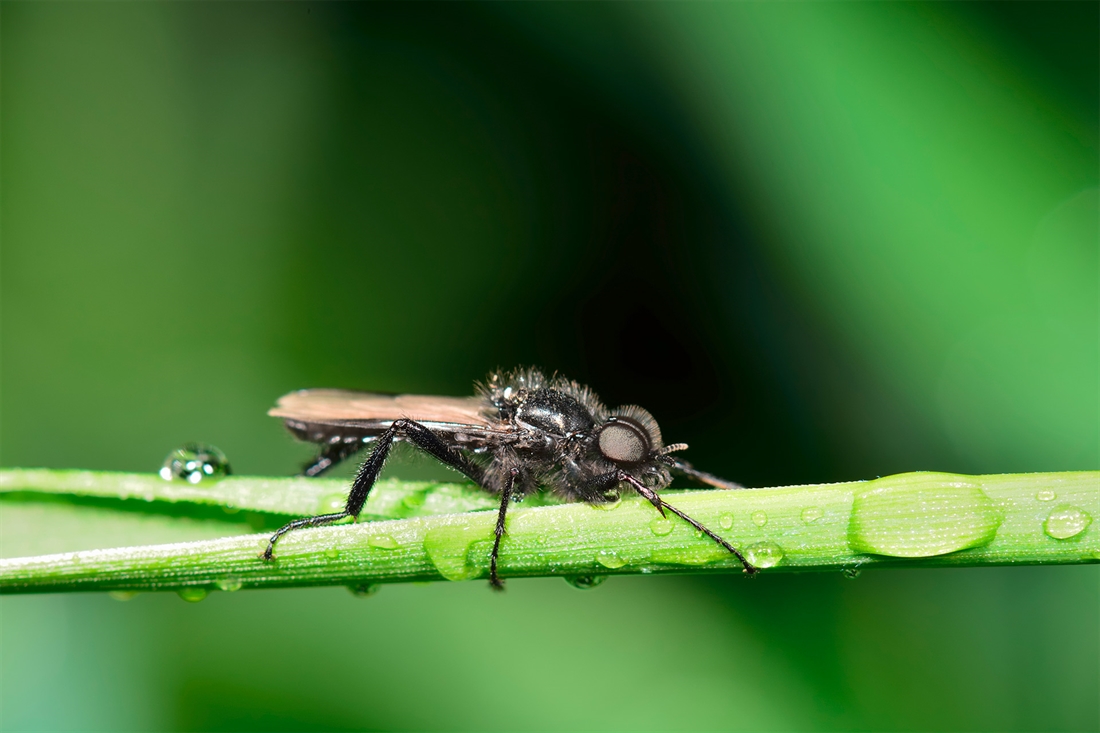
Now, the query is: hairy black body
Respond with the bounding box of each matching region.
[263,368,756,586]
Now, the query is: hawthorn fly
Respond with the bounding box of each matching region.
[263,368,757,587]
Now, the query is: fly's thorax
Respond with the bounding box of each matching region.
[514,388,596,438]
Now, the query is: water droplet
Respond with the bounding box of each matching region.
[324,548,341,559]
[649,517,674,536]
[595,550,627,569]
[751,511,768,527]
[215,576,242,592]
[744,541,784,568]
[318,493,346,513]
[1043,505,1092,540]
[848,473,1002,557]
[348,582,379,597]
[719,513,734,530]
[565,575,607,590]
[177,587,208,603]
[221,504,240,515]
[841,567,861,579]
[369,535,400,550]
[108,590,138,601]
[160,443,230,484]
[402,492,427,510]
[424,522,490,581]
[1035,489,1057,502]
[801,506,824,524]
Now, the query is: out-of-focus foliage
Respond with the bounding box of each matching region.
[1,3,1096,731]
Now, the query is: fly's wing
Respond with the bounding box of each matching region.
[269,389,500,443]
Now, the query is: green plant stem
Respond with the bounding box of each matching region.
[1,469,1096,594]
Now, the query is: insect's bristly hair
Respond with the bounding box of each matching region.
[608,405,663,450]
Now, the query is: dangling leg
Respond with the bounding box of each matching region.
[489,468,520,591]
[263,418,486,560]
[617,471,757,575]
[301,437,365,478]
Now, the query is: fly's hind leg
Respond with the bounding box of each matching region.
[263,419,487,560]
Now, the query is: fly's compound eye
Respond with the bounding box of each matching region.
[597,418,651,464]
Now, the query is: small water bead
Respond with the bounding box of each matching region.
[565,575,607,590]
[215,576,243,592]
[744,541,784,569]
[719,513,734,530]
[319,493,346,512]
[841,567,861,580]
[160,443,230,484]
[1043,506,1092,540]
[348,583,380,598]
[1035,490,1057,502]
[595,550,627,569]
[324,548,341,559]
[800,506,824,524]
[649,517,674,536]
[751,511,768,528]
[177,587,209,603]
[108,590,139,601]
[369,535,400,550]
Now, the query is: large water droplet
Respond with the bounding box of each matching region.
[565,575,607,590]
[108,590,138,601]
[324,548,341,560]
[848,473,1002,557]
[369,535,400,550]
[649,517,674,536]
[177,587,209,603]
[801,506,824,524]
[424,522,490,581]
[591,496,622,511]
[744,541,784,568]
[1043,506,1092,540]
[215,576,243,592]
[595,550,626,569]
[751,511,768,528]
[1035,490,1057,502]
[160,443,230,484]
[719,513,734,530]
[348,582,379,597]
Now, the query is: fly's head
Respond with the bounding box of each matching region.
[595,405,677,490]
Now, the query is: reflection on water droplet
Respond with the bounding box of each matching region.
[719,513,734,530]
[108,590,138,601]
[1043,506,1092,540]
[319,493,346,513]
[369,535,400,550]
[565,575,606,590]
[160,443,230,484]
[1035,490,1057,502]
[177,587,208,603]
[841,567,861,579]
[751,511,768,527]
[595,550,626,569]
[744,541,784,568]
[221,504,240,515]
[324,548,341,559]
[801,507,824,524]
[348,582,379,598]
[215,576,243,592]
[650,517,674,536]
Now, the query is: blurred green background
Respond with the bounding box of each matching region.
[2,2,1097,731]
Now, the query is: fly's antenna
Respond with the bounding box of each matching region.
[661,443,689,455]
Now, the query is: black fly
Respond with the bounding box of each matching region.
[263,368,757,587]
